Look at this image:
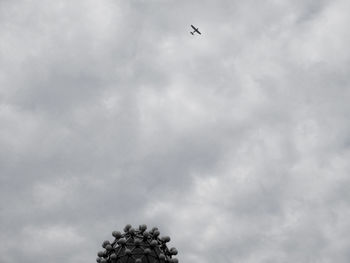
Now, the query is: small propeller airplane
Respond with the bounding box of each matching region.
[190,25,201,35]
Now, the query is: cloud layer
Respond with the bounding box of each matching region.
[1,0,350,262]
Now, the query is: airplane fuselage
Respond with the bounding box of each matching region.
[190,25,201,35]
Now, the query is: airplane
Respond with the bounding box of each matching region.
[190,25,201,35]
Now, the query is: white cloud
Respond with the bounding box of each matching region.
[1,0,350,262]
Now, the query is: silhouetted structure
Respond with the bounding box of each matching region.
[96,224,179,263]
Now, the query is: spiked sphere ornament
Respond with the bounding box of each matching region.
[96,224,179,263]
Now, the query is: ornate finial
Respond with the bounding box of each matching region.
[96,224,179,263]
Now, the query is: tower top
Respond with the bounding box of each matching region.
[96,224,178,263]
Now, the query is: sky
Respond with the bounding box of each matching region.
[1,0,350,262]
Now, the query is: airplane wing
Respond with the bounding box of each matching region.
[196,29,201,34]
[191,25,196,30]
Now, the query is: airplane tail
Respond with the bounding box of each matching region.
[190,32,194,35]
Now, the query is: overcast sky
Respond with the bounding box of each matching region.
[1,0,350,262]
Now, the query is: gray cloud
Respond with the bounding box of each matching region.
[1,0,350,262]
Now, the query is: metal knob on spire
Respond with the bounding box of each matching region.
[96,224,179,263]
